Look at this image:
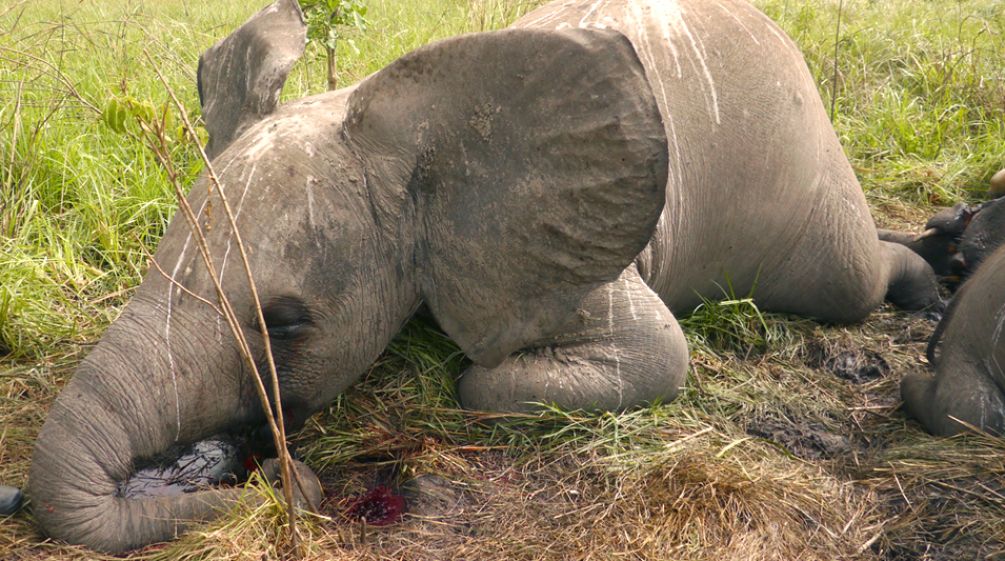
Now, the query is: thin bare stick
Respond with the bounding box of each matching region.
[5,79,23,203]
[143,247,224,317]
[134,75,315,544]
[143,51,303,555]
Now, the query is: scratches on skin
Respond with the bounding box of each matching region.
[713,1,760,46]
[623,0,681,80]
[306,176,317,231]
[990,303,1005,349]
[163,317,182,442]
[623,0,720,124]
[244,130,275,161]
[606,284,624,408]
[218,162,258,284]
[579,0,607,27]
[519,1,574,29]
[163,156,239,443]
[987,303,1005,381]
[667,4,720,124]
[619,0,684,240]
[164,194,212,444]
[743,0,791,48]
[623,275,638,320]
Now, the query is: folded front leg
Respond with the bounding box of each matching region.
[456,266,688,413]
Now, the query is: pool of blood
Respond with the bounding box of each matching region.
[345,485,406,526]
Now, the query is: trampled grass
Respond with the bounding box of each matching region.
[1,0,1004,559]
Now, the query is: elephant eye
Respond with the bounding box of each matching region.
[260,297,314,340]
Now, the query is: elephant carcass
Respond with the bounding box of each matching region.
[902,240,1005,435]
[28,0,938,552]
[879,168,1005,286]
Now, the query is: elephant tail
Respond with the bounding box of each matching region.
[925,283,967,367]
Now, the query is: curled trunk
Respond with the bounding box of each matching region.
[29,301,251,553]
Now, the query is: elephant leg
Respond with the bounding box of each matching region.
[456,266,688,413]
[880,240,942,311]
[902,362,1005,436]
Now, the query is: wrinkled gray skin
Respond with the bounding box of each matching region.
[902,241,1005,436]
[29,0,939,553]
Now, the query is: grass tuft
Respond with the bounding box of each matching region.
[680,283,793,358]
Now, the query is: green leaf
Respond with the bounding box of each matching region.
[101,97,128,133]
[129,98,156,125]
[298,0,367,47]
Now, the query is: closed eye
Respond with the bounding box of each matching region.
[261,296,314,340]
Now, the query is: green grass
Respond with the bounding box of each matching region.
[2,0,1005,559]
[759,0,1005,205]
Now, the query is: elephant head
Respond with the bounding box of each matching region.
[953,195,1005,277]
[901,202,980,280]
[886,187,1005,285]
[28,0,668,552]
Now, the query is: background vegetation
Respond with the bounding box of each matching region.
[1,0,1003,559]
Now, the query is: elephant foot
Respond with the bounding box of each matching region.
[457,266,689,413]
[902,367,1005,437]
[901,370,938,432]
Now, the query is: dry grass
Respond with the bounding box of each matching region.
[6,311,1004,560]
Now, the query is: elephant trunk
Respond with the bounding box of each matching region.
[28,300,250,553]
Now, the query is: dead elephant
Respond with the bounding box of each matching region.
[903,240,1005,436]
[29,0,939,552]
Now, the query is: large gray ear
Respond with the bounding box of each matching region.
[197,0,306,159]
[344,28,668,366]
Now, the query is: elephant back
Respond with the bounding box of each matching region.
[517,0,886,321]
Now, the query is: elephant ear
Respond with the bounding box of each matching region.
[197,0,306,159]
[344,28,668,366]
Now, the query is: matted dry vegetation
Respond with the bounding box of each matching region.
[2,0,1005,560]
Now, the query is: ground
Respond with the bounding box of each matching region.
[1,0,1004,559]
